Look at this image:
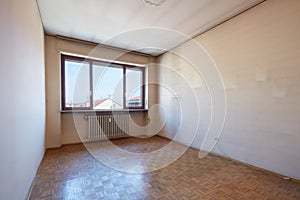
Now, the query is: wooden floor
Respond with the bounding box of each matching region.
[29,136,300,200]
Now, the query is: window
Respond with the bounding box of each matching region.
[61,54,145,110]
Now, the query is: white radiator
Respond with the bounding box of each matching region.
[87,114,129,139]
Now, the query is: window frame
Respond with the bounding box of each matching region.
[61,54,145,111]
[124,65,145,110]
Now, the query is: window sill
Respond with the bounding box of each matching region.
[60,109,148,114]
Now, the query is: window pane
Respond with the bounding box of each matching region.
[93,63,123,110]
[126,68,143,107]
[65,61,90,108]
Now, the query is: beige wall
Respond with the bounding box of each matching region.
[157,0,300,179]
[0,0,46,199]
[45,36,153,147]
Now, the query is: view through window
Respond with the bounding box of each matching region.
[61,54,145,110]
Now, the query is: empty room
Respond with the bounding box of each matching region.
[1,0,300,199]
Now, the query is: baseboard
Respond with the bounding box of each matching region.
[25,149,46,200]
[46,135,134,149]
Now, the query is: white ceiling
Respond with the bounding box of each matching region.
[37,0,264,56]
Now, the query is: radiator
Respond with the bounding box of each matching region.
[87,114,129,139]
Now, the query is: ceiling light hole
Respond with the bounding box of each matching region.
[143,0,167,7]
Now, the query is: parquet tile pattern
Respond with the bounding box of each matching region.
[29,136,300,200]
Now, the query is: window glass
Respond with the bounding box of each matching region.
[64,60,90,108]
[93,63,123,110]
[126,68,143,108]
[61,55,145,110]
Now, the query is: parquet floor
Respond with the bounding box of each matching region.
[29,136,300,200]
